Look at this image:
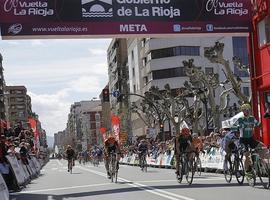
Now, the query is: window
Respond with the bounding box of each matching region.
[205,67,214,75]
[258,16,270,47]
[142,57,147,67]
[151,46,200,59]
[265,91,270,104]
[143,76,148,85]
[132,68,135,77]
[16,90,23,94]
[141,38,146,47]
[232,37,249,77]
[243,87,250,97]
[152,67,186,80]
[131,50,134,60]
[95,113,100,121]
[133,84,136,93]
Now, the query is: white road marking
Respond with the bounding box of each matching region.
[14,183,111,194]
[78,166,196,200]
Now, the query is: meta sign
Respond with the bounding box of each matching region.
[0,0,252,39]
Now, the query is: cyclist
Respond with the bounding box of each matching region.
[91,146,100,165]
[137,139,149,170]
[104,134,121,179]
[65,145,75,172]
[221,128,240,171]
[175,127,192,176]
[234,103,263,173]
[191,132,203,156]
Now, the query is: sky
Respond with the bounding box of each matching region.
[0,38,112,136]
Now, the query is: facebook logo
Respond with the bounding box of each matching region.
[173,24,181,32]
[206,24,214,32]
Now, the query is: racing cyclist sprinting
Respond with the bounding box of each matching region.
[66,145,75,172]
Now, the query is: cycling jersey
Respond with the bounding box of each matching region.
[235,116,260,138]
[138,143,148,154]
[66,149,75,160]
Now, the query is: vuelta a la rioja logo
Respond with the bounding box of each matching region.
[205,0,248,16]
[3,0,54,16]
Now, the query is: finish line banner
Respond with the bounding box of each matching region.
[0,0,252,39]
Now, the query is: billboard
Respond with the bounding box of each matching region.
[0,0,252,39]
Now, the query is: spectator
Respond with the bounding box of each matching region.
[263,102,270,118]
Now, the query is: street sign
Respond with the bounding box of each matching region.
[112,90,121,98]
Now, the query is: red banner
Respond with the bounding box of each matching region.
[28,118,40,138]
[111,115,120,142]
[0,0,252,39]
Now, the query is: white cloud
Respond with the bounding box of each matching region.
[29,90,71,136]
[0,39,111,136]
[68,75,102,93]
[31,40,46,47]
[88,48,107,56]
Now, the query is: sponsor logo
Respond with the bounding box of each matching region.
[205,0,248,17]
[173,24,181,32]
[82,0,113,18]
[8,23,22,35]
[206,24,214,32]
[3,0,54,17]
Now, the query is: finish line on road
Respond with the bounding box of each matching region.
[13,183,112,194]
[77,165,196,200]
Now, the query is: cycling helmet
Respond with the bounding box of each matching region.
[240,103,251,111]
[181,127,190,136]
[105,134,116,144]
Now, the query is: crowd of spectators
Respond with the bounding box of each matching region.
[0,123,42,191]
[121,128,238,159]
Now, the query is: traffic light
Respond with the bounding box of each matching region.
[160,124,164,132]
[102,89,110,102]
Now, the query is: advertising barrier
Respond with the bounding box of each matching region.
[4,154,47,189]
[0,0,252,39]
[6,155,28,186]
[0,173,9,200]
[121,148,229,170]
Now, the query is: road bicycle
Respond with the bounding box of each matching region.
[223,146,245,185]
[245,147,270,189]
[109,151,119,183]
[139,152,147,172]
[68,159,73,174]
[194,153,202,176]
[176,151,195,185]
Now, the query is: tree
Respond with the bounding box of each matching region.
[204,41,249,103]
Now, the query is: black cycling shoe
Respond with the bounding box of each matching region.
[107,172,111,179]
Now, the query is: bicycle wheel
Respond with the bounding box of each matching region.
[177,159,183,183]
[186,158,195,185]
[143,157,147,172]
[195,157,202,176]
[235,159,245,185]
[69,162,73,174]
[224,160,232,183]
[257,158,270,189]
[246,169,256,187]
[110,157,114,183]
[115,161,118,183]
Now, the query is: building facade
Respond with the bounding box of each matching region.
[65,100,102,151]
[107,39,132,143]
[6,85,32,127]
[127,37,251,139]
[0,54,8,124]
[251,0,270,147]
